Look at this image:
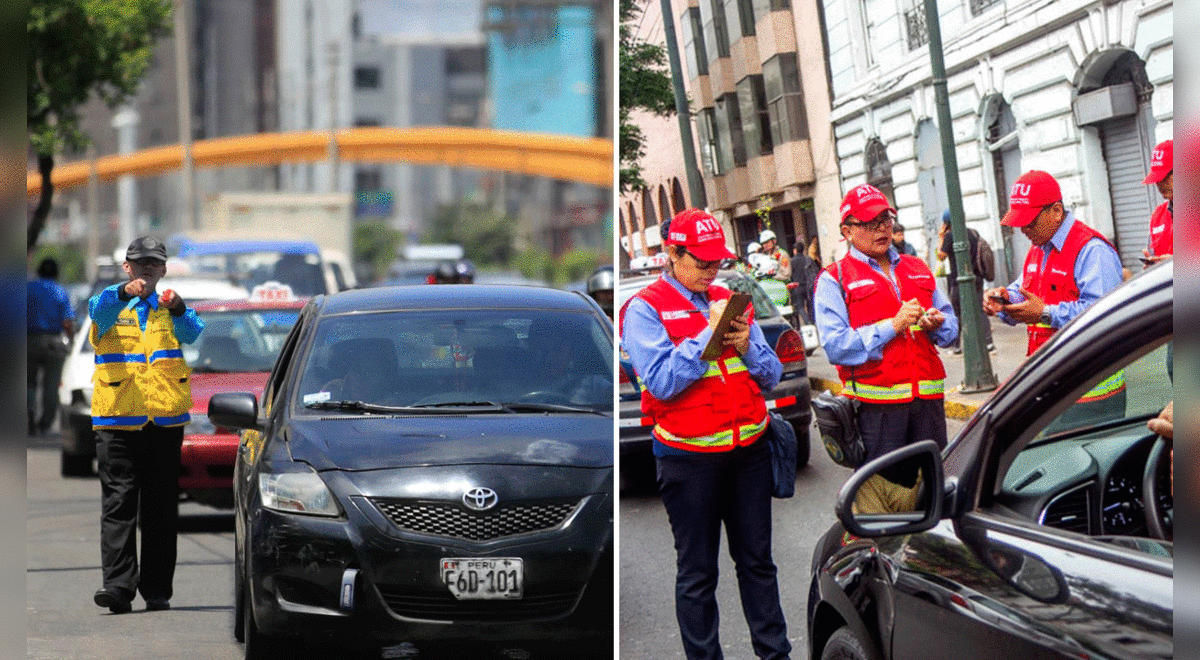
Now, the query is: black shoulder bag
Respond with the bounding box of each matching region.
[811,259,868,469]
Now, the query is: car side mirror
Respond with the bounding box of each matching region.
[836,439,946,537]
[208,392,261,431]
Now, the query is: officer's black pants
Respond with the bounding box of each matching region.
[97,423,183,603]
[656,439,790,660]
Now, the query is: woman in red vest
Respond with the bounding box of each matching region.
[1142,139,1172,265]
[620,209,790,660]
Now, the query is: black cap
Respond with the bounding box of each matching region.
[126,236,167,262]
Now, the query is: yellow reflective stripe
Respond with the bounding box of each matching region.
[654,414,769,449]
[918,380,944,396]
[739,416,768,440]
[845,381,912,401]
[1032,323,1053,329]
[699,356,748,379]
[1081,370,1126,400]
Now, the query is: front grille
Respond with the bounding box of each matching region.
[1040,483,1092,534]
[372,498,581,541]
[377,586,580,621]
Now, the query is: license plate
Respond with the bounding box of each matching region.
[441,558,523,600]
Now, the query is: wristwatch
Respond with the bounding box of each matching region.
[1038,308,1052,326]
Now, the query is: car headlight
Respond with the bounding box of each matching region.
[258,464,340,517]
[185,413,217,436]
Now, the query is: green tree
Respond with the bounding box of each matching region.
[426,202,516,267]
[619,0,675,192]
[353,220,404,284]
[27,0,173,253]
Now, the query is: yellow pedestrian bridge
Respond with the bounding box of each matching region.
[26,127,613,195]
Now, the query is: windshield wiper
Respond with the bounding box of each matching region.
[406,401,507,412]
[305,400,405,414]
[500,402,607,415]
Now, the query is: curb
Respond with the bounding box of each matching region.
[809,377,980,420]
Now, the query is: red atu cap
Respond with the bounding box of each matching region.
[665,209,737,261]
[1001,170,1061,227]
[840,184,895,224]
[1143,139,1172,184]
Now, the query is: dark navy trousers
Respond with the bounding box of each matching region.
[656,439,791,660]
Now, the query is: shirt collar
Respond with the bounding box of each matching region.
[127,291,160,311]
[1047,210,1076,252]
[847,244,899,268]
[662,271,707,304]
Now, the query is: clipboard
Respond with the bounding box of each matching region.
[700,293,752,360]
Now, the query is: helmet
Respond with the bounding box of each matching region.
[587,264,614,295]
[758,229,777,243]
[454,259,475,283]
[432,260,457,284]
[747,242,761,254]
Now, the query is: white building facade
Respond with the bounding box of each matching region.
[822,0,1172,279]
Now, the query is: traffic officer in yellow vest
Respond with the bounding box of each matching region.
[983,170,1125,426]
[90,237,204,614]
[814,184,958,511]
[620,209,790,660]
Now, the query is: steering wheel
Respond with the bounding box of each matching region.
[516,390,575,405]
[1142,434,1172,541]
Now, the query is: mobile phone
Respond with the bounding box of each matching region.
[988,295,1009,305]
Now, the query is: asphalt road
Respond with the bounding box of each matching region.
[618,416,965,660]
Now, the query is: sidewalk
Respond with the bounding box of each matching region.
[807,319,1028,420]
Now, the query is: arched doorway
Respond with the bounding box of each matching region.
[865,138,895,206]
[982,95,1024,283]
[1075,50,1156,269]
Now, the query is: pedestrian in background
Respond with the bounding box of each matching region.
[27,257,75,436]
[890,224,917,256]
[1142,138,1172,266]
[936,211,994,354]
[791,239,821,323]
[620,209,791,660]
[759,229,791,280]
[90,237,204,614]
[815,184,958,512]
[983,170,1124,425]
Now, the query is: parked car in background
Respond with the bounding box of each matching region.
[213,285,614,657]
[173,237,331,297]
[616,268,812,489]
[57,277,252,477]
[807,262,1173,660]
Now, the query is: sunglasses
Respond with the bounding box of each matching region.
[843,210,896,232]
[130,258,166,268]
[681,248,722,270]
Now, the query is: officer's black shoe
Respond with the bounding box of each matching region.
[94,588,132,614]
[145,598,170,611]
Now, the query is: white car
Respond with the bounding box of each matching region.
[57,277,250,476]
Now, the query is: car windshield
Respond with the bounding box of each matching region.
[295,308,614,412]
[183,309,301,373]
[177,250,326,297]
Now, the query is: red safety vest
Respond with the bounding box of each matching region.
[1148,201,1172,257]
[619,278,769,452]
[1021,219,1114,355]
[827,254,946,403]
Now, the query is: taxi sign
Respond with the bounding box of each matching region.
[250,281,297,302]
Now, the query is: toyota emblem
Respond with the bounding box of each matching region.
[463,487,499,511]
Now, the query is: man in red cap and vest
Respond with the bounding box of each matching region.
[89,236,205,615]
[1142,139,1172,266]
[814,184,958,511]
[983,170,1125,424]
[620,209,790,660]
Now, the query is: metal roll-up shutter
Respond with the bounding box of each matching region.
[1100,115,1154,269]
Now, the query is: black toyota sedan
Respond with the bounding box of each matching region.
[211,285,614,658]
[807,262,1173,659]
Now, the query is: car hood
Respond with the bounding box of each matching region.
[189,372,269,414]
[284,414,613,471]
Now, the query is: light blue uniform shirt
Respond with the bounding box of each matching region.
[814,245,958,367]
[995,212,1123,329]
[90,284,204,345]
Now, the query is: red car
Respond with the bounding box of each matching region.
[179,294,307,508]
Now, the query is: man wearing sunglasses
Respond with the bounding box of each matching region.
[620,209,790,660]
[89,236,204,615]
[814,184,958,509]
[983,170,1124,424]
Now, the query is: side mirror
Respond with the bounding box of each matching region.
[208,392,261,431]
[836,439,946,537]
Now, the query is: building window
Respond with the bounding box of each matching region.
[762,53,808,145]
[716,93,746,169]
[698,0,730,60]
[904,5,927,51]
[752,0,789,18]
[354,118,381,127]
[865,138,895,205]
[697,108,722,175]
[737,75,773,158]
[681,7,708,79]
[969,0,1002,17]
[354,66,381,89]
[355,168,383,191]
[724,0,755,40]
